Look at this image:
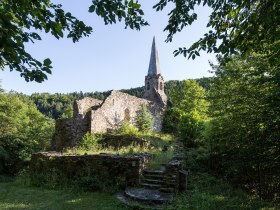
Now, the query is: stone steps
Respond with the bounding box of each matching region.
[142,178,164,185]
[117,194,165,209]
[143,174,164,180]
[141,169,166,190]
[143,170,164,175]
[140,183,161,189]
[117,140,187,209]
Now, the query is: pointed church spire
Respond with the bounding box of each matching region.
[148,37,161,75]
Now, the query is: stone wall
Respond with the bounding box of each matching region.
[73,97,102,118]
[53,115,90,151]
[53,91,165,151]
[30,152,152,188]
[90,91,164,132]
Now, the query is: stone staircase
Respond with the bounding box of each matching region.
[117,168,178,209]
[141,170,164,189]
[141,169,177,194]
[117,141,187,209]
[118,172,168,209]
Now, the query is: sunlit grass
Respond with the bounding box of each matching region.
[65,143,153,156]
[64,132,176,171]
[0,203,30,209]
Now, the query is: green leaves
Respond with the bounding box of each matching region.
[0,0,92,82]
[43,58,52,67]
[155,0,280,60]
[0,93,54,174]
[164,80,209,146]
[90,0,148,30]
[207,53,280,200]
[135,105,154,132]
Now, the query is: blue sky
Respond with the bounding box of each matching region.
[1,0,216,95]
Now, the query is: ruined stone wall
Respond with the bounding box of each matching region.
[90,91,164,132]
[30,152,152,188]
[53,91,165,151]
[53,115,90,151]
[73,97,103,118]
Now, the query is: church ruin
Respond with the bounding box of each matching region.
[53,37,168,150]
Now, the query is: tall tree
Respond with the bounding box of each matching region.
[163,80,208,146]
[207,53,280,200]
[0,93,54,174]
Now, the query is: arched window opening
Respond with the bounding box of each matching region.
[147,82,150,90]
[124,108,130,121]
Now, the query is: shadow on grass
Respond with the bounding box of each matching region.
[169,172,279,210]
[0,182,130,210]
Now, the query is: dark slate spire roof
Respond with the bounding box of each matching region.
[148,37,161,75]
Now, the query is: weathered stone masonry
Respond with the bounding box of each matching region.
[30,152,152,187]
[53,91,165,150]
[73,97,102,118]
[90,91,164,133]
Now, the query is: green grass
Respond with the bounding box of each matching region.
[1,173,278,210]
[0,181,129,210]
[164,145,280,210]
[65,132,176,171]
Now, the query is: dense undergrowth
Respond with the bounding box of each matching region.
[65,123,175,171]
[169,146,280,210]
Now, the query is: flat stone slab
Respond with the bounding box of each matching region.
[144,170,164,174]
[125,187,173,204]
[117,194,166,209]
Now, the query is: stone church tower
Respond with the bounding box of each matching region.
[143,37,167,106]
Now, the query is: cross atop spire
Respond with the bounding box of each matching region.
[148,37,161,75]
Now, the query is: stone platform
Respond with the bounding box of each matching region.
[117,187,173,209]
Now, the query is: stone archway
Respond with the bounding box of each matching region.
[124,108,130,121]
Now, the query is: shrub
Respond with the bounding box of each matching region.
[118,120,139,136]
[135,105,154,132]
[79,132,102,151]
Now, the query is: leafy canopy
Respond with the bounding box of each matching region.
[206,53,280,200]
[154,0,280,59]
[1,0,279,82]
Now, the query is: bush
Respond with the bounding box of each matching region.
[79,132,102,151]
[118,120,139,136]
[135,105,154,132]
